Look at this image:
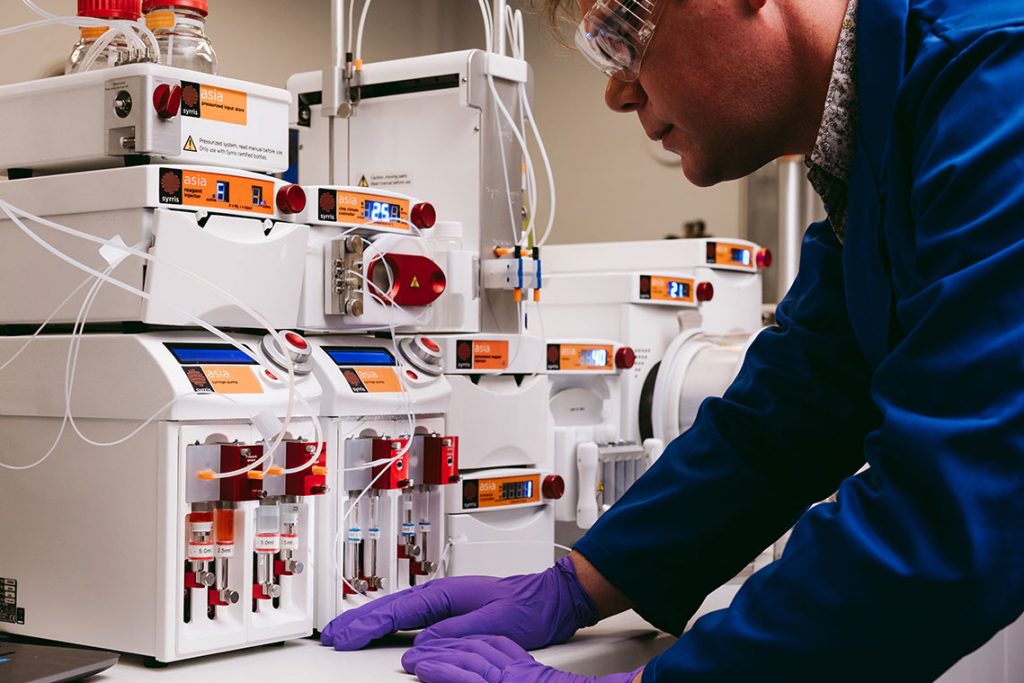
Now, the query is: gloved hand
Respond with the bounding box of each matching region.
[320,556,599,650]
[402,635,644,683]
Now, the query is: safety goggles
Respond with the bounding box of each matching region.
[574,0,665,81]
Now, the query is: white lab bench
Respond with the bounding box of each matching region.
[88,587,742,681]
[82,579,1024,681]
[91,611,675,682]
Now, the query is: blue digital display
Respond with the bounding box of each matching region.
[501,479,534,500]
[364,201,401,223]
[165,344,256,365]
[667,280,691,299]
[732,248,752,266]
[579,349,609,367]
[325,347,396,367]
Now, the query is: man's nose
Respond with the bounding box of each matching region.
[604,77,646,112]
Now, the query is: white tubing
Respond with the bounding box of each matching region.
[0,201,301,479]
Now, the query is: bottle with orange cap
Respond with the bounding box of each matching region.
[142,0,217,74]
[65,0,142,74]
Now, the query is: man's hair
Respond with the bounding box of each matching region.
[530,0,577,41]
[533,0,573,24]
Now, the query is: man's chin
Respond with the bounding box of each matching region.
[680,156,724,188]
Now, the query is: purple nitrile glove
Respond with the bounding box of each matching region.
[402,635,644,683]
[320,556,599,651]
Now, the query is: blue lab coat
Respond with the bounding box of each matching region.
[574,0,1024,679]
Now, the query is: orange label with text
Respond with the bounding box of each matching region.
[559,344,613,371]
[340,366,404,394]
[201,85,246,125]
[473,340,509,370]
[710,242,755,269]
[81,26,109,40]
[201,365,264,394]
[355,367,403,393]
[180,82,247,126]
[178,170,275,215]
[650,276,695,303]
[473,474,541,509]
[317,189,411,230]
[144,11,176,29]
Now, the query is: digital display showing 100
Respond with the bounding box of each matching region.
[364,201,401,223]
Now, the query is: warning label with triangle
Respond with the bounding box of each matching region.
[183,135,198,153]
[410,276,420,288]
[357,175,369,188]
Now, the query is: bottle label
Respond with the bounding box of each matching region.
[187,542,214,561]
[254,533,280,553]
[80,26,110,40]
[145,11,176,30]
[215,542,235,558]
[280,533,299,551]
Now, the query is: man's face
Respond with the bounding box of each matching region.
[579,0,806,186]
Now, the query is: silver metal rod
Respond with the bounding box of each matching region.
[323,0,348,118]
[492,0,507,55]
[777,156,806,302]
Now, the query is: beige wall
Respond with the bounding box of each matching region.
[453,2,746,243]
[0,1,466,85]
[0,1,745,242]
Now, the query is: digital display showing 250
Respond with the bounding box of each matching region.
[364,201,401,223]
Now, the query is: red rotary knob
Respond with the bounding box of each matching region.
[276,185,307,215]
[410,202,437,230]
[284,331,308,350]
[756,248,773,269]
[152,83,182,119]
[615,347,636,370]
[542,475,565,500]
[696,282,715,302]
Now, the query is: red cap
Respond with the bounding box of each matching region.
[142,0,208,16]
[79,0,141,20]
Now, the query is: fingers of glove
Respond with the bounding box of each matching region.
[460,635,533,663]
[322,574,497,645]
[402,636,522,674]
[413,659,493,683]
[406,649,505,683]
[330,576,505,650]
[415,601,543,648]
[320,584,421,645]
[327,582,463,650]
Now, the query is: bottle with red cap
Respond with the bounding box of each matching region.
[65,0,142,74]
[143,0,217,74]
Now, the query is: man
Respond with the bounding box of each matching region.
[320,0,1024,680]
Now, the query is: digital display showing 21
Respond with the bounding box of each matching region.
[667,280,691,299]
[364,201,400,223]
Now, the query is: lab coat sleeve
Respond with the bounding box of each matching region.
[574,216,879,633]
[598,29,1024,682]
